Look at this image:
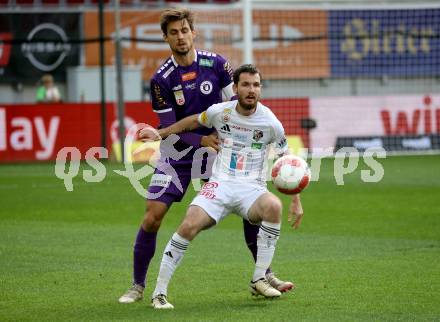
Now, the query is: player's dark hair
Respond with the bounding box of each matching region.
[160,8,195,35]
[233,64,262,84]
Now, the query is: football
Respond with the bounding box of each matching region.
[271,155,311,195]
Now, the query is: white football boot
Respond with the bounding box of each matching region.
[151,294,174,309]
[266,272,295,293]
[249,278,282,298]
[118,284,144,303]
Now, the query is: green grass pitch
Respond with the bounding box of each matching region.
[1,155,439,321]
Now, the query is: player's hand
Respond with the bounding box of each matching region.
[138,125,161,142]
[201,133,220,152]
[288,194,304,230]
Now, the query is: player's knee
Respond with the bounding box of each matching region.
[263,198,282,222]
[178,220,199,241]
[142,209,166,231]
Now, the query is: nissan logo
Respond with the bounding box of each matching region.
[21,23,71,71]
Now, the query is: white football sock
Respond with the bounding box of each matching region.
[252,221,280,282]
[152,232,189,297]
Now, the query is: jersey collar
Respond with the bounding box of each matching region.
[171,49,198,67]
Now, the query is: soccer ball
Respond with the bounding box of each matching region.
[271,155,311,195]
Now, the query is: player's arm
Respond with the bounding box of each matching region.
[147,79,214,149]
[139,114,199,140]
[157,114,201,138]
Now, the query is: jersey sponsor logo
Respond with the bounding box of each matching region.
[200,80,213,95]
[224,61,233,79]
[153,84,166,107]
[220,124,231,133]
[251,142,263,150]
[174,90,185,106]
[199,58,214,67]
[185,83,196,90]
[231,124,252,132]
[200,111,208,125]
[162,66,175,79]
[278,137,287,148]
[223,137,233,147]
[182,71,197,82]
[150,173,172,188]
[222,108,232,123]
[230,152,245,170]
[253,129,264,141]
[233,141,246,148]
[233,133,248,142]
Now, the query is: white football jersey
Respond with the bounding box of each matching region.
[198,100,288,185]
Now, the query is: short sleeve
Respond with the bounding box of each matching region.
[216,55,234,91]
[272,119,288,156]
[150,78,174,114]
[198,103,222,128]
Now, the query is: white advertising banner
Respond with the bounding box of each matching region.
[310,95,440,150]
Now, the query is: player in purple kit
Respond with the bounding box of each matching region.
[119,8,293,304]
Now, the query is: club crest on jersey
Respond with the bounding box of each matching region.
[253,130,263,141]
[222,108,232,123]
[200,80,213,95]
[174,90,185,106]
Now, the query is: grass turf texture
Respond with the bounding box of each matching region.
[0,155,439,321]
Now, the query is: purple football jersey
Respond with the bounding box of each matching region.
[151,49,233,167]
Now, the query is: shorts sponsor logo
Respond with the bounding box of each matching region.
[150,174,172,188]
[200,80,213,95]
[202,181,218,190]
[181,71,197,82]
[200,189,216,199]
[200,181,218,199]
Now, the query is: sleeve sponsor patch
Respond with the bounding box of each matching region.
[199,111,208,125]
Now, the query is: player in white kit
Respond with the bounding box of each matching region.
[140,64,304,309]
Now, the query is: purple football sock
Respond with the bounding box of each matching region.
[242,219,272,275]
[133,228,157,288]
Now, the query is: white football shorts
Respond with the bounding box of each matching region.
[190,179,268,223]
